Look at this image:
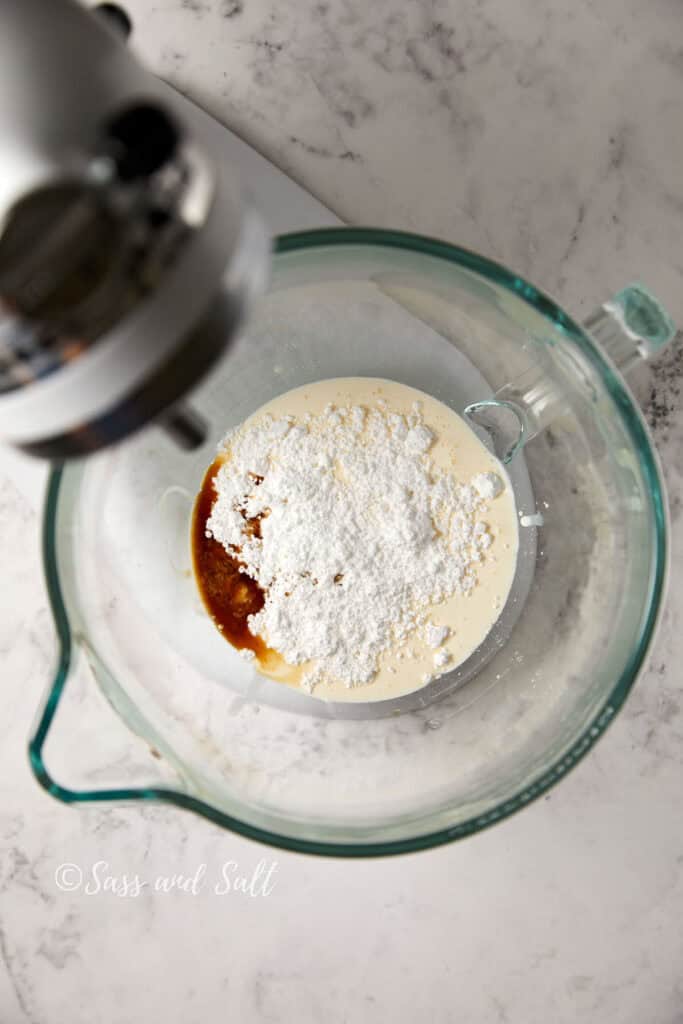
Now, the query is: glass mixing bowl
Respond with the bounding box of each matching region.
[30,228,674,855]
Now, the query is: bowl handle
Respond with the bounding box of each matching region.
[30,467,197,809]
[28,632,190,805]
[465,284,677,463]
[27,626,294,843]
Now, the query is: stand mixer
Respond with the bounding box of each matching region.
[0,0,270,459]
[6,0,679,853]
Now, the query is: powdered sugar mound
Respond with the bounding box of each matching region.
[473,471,504,500]
[405,424,434,454]
[207,402,503,690]
[424,623,450,648]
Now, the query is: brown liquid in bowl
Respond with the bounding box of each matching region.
[191,457,270,659]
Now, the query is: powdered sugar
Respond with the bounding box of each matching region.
[424,623,450,648]
[206,399,504,691]
[473,471,504,500]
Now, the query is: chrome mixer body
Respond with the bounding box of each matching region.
[0,0,269,458]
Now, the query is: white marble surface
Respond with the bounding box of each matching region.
[2,1,683,1021]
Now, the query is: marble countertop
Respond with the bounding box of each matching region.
[2,1,683,1021]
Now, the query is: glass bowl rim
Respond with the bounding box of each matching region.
[30,226,668,857]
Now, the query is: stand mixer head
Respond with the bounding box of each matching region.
[0,0,269,459]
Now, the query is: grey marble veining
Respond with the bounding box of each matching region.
[125,0,683,321]
[1,1,683,1021]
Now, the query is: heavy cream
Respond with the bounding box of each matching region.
[193,378,519,702]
